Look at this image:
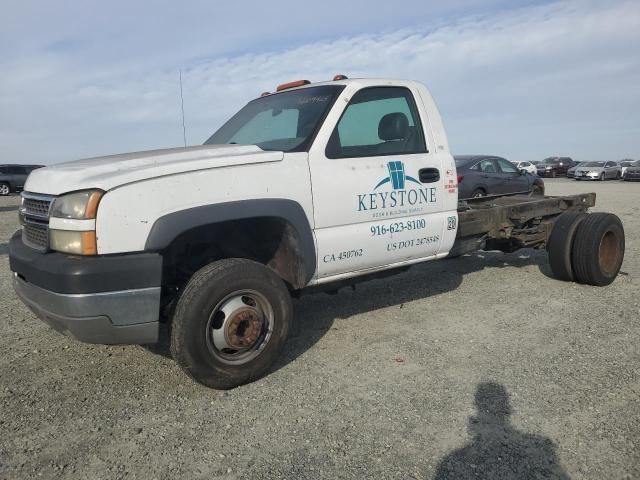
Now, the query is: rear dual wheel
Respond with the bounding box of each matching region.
[572,213,625,286]
[548,212,624,286]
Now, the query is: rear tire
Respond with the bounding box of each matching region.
[170,258,292,389]
[571,213,625,286]
[531,184,544,197]
[471,188,486,198]
[547,212,587,282]
[551,170,557,178]
[0,182,9,196]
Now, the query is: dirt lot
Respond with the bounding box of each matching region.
[0,178,638,479]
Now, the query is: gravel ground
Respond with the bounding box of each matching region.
[0,178,638,479]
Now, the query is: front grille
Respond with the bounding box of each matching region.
[21,193,54,219]
[23,221,49,249]
[20,192,55,251]
[23,197,52,217]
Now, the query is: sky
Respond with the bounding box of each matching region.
[1,0,638,164]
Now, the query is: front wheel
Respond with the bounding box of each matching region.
[0,182,9,196]
[170,258,292,389]
[600,172,606,181]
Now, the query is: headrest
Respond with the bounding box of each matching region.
[378,112,409,141]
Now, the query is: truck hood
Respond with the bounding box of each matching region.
[24,144,283,195]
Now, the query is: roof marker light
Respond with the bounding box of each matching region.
[333,74,348,81]
[276,80,310,92]
[260,92,271,97]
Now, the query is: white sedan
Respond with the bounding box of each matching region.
[512,161,537,175]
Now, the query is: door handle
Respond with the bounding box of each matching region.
[419,168,440,183]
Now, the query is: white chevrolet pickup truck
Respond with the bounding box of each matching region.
[10,76,625,389]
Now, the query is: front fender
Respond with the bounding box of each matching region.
[144,199,317,285]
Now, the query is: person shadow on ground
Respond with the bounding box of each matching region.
[435,382,571,480]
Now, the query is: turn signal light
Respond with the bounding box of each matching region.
[276,80,310,92]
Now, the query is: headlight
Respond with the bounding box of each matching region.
[50,190,103,219]
[48,190,103,255]
[49,230,97,255]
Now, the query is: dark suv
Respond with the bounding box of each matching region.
[536,157,574,178]
[0,165,44,196]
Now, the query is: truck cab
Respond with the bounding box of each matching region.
[9,77,625,389]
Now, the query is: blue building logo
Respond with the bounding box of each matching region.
[374,161,421,190]
[357,160,436,212]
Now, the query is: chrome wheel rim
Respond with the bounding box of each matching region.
[0,184,8,195]
[205,290,274,365]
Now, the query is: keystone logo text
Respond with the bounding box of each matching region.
[357,161,437,212]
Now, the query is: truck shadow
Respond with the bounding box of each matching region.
[272,248,553,372]
[0,205,19,213]
[0,242,8,256]
[144,250,554,367]
[434,382,570,479]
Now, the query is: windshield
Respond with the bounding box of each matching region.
[581,161,605,167]
[620,161,634,166]
[205,85,344,152]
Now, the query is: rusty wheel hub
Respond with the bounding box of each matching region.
[207,290,274,365]
[225,308,263,349]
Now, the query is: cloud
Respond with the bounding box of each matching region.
[1,0,639,164]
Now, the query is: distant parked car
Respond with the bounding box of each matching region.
[0,164,44,195]
[619,159,636,178]
[536,157,574,177]
[455,155,545,199]
[574,161,621,181]
[512,161,537,175]
[623,160,640,181]
[566,162,586,178]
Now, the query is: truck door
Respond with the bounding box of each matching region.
[308,85,450,281]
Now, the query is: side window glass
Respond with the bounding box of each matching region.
[497,159,518,174]
[326,87,427,158]
[478,159,497,173]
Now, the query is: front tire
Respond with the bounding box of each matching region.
[600,172,606,181]
[170,258,292,389]
[0,182,9,196]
